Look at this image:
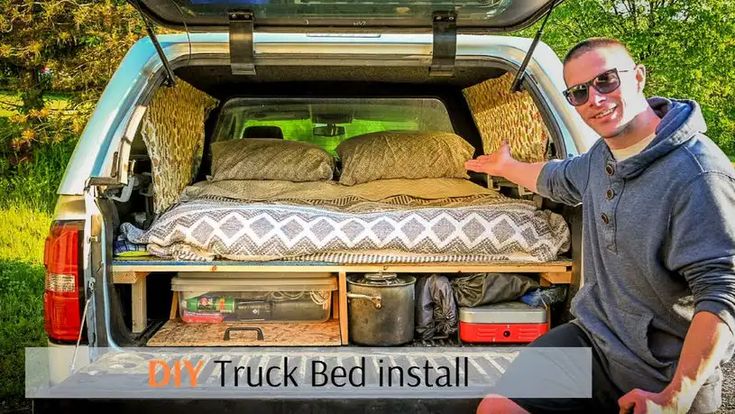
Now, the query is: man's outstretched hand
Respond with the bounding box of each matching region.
[618,387,687,414]
[465,141,513,178]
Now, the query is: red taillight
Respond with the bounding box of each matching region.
[44,221,85,342]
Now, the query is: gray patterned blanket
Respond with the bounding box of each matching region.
[120,191,570,263]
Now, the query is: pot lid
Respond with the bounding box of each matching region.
[128,0,562,33]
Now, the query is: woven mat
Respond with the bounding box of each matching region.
[147,319,341,346]
[463,73,550,162]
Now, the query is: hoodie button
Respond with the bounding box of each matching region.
[605,164,615,176]
[601,213,610,224]
[606,189,615,200]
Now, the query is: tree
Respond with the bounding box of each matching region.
[527,0,735,155]
[0,0,145,157]
[0,0,144,112]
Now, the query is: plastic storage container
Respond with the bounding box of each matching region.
[171,276,337,323]
[459,301,549,344]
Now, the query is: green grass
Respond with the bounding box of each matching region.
[0,206,49,264]
[0,138,77,212]
[0,94,74,407]
[0,207,50,406]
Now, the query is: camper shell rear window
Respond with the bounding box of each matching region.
[212,97,455,155]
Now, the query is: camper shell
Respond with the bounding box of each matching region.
[41,0,600,409]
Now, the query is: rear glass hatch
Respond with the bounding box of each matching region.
[130,0,560,33]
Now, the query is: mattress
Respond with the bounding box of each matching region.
[120,178,570,263]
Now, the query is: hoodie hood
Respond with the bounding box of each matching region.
[615,97,707,179]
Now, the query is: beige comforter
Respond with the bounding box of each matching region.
[180,177,525,211]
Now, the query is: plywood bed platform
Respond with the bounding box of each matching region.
[113,258,573,335]
[112,257,573,282]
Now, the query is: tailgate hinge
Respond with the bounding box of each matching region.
[430,10,457,77]
[510,0,559,92]
[229,10,256,76]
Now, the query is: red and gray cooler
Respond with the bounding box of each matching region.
[459,302,549,344]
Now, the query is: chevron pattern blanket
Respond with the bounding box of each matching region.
[121,197,570,263]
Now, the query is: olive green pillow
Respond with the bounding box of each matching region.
[210,139,335,182]
[336,131,475,186]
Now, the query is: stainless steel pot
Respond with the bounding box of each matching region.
[346,273,416,346]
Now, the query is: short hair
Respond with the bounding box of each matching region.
[563,38,633,65]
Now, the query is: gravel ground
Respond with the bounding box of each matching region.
[719,359,735,413]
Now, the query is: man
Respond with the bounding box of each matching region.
[468,38,735,413]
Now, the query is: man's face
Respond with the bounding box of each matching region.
[563,47,647,139]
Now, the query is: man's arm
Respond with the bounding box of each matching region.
[618,311,733,413]
[668,312,733,407]
[465,141,591,205]
[464,142,546,193]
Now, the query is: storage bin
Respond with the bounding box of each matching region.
[171,276,337,323]
[459,301,549,344]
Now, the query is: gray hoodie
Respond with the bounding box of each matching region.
[537,98,735,396]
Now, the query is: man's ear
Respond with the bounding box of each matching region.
[635,64,646,92]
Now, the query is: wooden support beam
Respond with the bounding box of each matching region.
[169,291,179,320]
[132,276,147,333]
[338,271,348,345]
[540,271,572,285]
[331,289,339,320]
[112,260,573,275]
[114,271,151,333]
[113,271,147,284]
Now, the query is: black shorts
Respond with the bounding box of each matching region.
[504,322,624,414]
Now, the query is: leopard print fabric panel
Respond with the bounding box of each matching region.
[463,73,550,163]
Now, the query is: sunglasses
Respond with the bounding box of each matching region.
[563,68,634,106]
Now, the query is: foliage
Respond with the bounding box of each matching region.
[0,0,145,164]
[522,0,735,155]
[0,100,84,159]
[0,91,81,209]
[0,0,144,111]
